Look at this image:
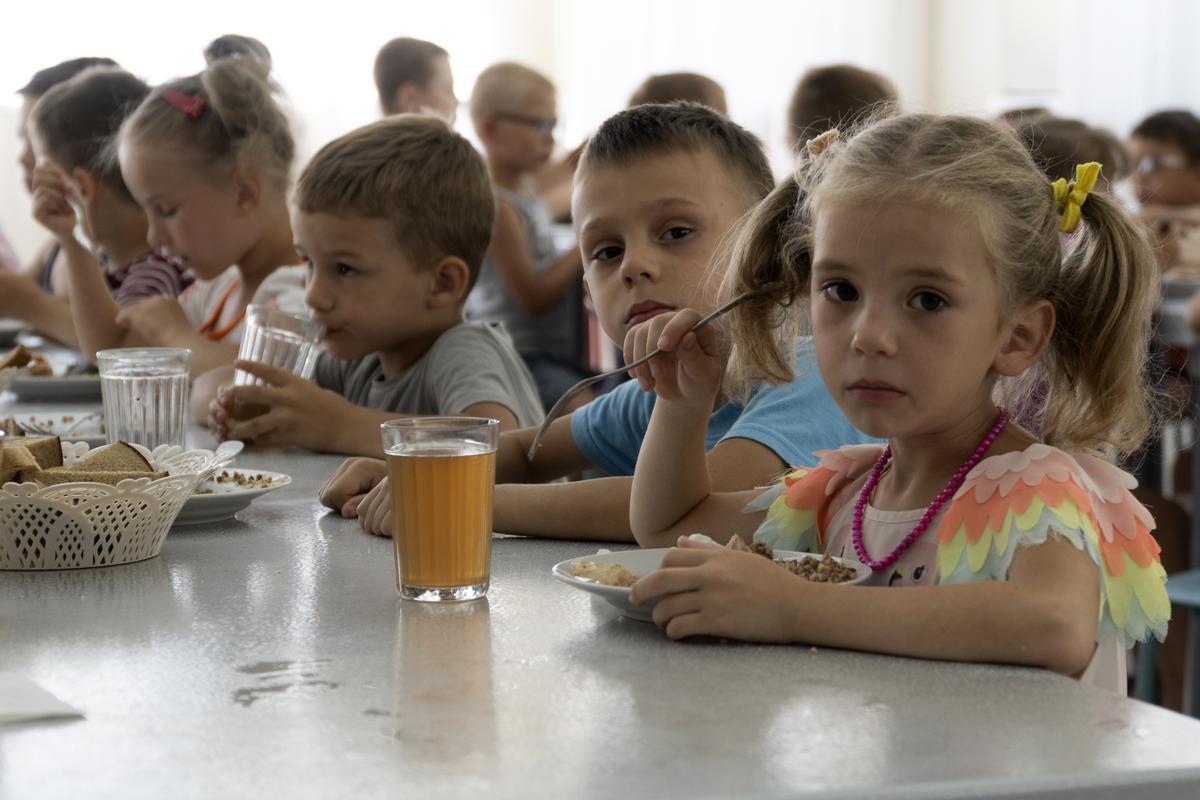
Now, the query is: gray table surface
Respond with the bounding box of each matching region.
[3,404,1200,799]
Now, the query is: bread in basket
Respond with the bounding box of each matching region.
[0,436,238,570]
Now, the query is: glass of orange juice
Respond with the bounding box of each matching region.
[381,418,499,602]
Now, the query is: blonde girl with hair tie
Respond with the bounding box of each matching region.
[626,113,1169,692]
[74,45,305,375]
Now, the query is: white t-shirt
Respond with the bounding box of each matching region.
[180,265,308,344]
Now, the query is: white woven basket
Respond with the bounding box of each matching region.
[0,443,237,570]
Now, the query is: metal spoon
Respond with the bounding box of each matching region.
[19,410,103,438]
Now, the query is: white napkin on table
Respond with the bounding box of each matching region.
[0,672,83,724]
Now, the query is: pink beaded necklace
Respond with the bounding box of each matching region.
[852,408,1010,572]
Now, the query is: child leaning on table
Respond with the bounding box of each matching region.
[69,43,307,375]
[0,60,140,348]
[26,67,192,354]
[319,103,873,539]
[196,114,544,455]
[624,115,1171,693]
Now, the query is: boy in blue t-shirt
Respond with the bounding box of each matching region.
[320,103,873,541]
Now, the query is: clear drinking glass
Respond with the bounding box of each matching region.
[231,305,323,421]
[97,348,191,450]
[381,418,500,602]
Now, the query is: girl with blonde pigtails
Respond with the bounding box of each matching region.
[623,113,1169,691]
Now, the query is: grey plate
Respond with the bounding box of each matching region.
[0,319,24,347]
[1164,277,1200,301]
[9,374,102,402]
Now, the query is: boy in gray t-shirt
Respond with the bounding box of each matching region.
[311,320,541,427]
[199,115,543,455]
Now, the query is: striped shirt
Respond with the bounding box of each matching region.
[106,252,194,306]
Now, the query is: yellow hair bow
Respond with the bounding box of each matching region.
[1051,162,1101,233]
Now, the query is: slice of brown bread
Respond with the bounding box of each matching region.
[0,344,32,370]
[27,467,168,487]
[70,442,153,473]
[0,445,38,484]
[1,434,62,468]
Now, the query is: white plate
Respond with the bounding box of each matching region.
[10,411,107,448]
[173,468,292,526]
[9,373,102,402]
[552,548,871,622]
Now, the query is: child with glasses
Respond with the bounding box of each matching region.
[1129,110,1200,278]
[468,62,591,413]
[1131,110,1200,208]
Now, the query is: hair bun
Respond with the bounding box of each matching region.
[203,34,272,81]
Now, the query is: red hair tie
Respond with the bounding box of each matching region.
[163,89,207,120]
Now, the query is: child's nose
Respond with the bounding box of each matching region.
[619,247,660,286]
[850,304,898,356]
[304,270,334,312]
[145,219,170,252]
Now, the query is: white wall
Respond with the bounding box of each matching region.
[1057,0,1200,135]
[928,0,1060,115]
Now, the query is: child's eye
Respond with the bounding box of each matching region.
[336,262,356,277]
[590,245,622,263]
[909,291,946,312]
[155,205,176,218]
[821,282,858,303]
[661,226,693,242]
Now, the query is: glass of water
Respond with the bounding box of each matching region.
[97,348,191,450]
[232,305,323,421]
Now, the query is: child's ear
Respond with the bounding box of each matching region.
[427,256,472,309]
[70,167,97,206]
[234,169,264,215]
[994,299,1054,377]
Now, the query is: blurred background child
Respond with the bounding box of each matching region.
[1131,110,1200,211]
[1129,110,1200,281]
[1012,113,1131,191]
[19,67,192,352]
[628,72,727,113]
[373,37,458,121]
[0,56,118,322]
[786,63,898,150]
[74,42,305,374]
[468,61,590,412]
